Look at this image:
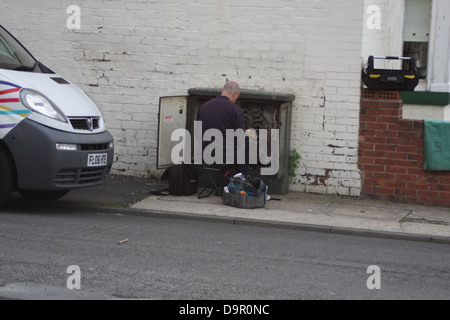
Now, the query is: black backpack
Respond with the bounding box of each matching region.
[160,163,198,196]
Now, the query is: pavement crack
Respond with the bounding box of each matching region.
[399,210,414,232]
[399,210,413,224]
[399,210,449,227]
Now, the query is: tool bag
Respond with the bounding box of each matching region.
[160,163,198,196]
[223,175,267,209]
[362,56,419,91]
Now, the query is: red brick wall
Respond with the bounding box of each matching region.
[359,89,450,207]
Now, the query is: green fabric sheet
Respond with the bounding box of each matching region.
[424,120,450,171]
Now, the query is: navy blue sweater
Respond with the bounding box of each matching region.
[196,96,248,171]
[197,95,245,135]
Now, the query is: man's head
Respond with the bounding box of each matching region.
[221,81,240,103]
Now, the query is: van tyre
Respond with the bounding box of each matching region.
[19,190,70,202]
[0,146,15,206]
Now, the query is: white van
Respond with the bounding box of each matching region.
[0,25,114,205]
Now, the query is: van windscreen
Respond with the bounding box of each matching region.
[0,26,51,73]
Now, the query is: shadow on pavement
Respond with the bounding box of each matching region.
[1,174,166,212]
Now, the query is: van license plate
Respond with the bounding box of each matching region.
[87,153,108,167]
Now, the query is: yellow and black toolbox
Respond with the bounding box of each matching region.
[362,56,419,91]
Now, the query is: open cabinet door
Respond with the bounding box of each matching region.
[277,102,291,178]
[157,96,188,169]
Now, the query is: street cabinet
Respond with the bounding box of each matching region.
[158,88,295,195]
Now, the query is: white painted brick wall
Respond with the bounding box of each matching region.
[362,0,388,60]
[1,0,364,196]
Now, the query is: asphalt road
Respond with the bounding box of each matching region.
[0,199,449,301]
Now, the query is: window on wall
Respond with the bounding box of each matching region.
[402,0,432,80]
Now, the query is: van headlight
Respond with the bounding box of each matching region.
[20,89,68,123]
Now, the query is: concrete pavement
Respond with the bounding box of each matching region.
[66,174,450,244]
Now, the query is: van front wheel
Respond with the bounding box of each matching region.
[0,146,15,206]
[19,190,70,202]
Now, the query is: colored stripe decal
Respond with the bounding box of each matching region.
[0,98,20,103]
[0,110,30,115]
[0,88,20,95]
[0,123,16,129]
[0,82,25,130]
[0,105,30,117]
[0,80,21,89]
[0,105,13,111]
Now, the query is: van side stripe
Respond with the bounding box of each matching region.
[0,80,21,89]
[0,98,20,103]
[0,82,24,131]
[0,104,14,111]
[0,123,16,129]
[0,105,30,117]
[0,88,20,95]
[0,110,30,115]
